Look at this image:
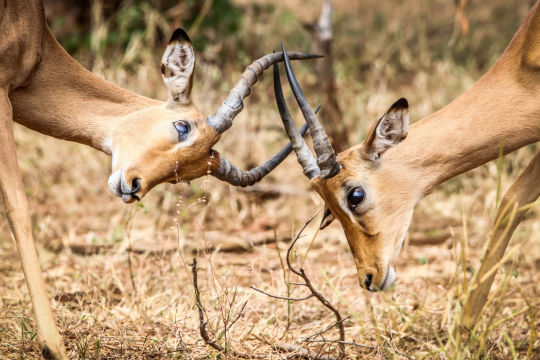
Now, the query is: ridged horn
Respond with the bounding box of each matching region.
[212,124,309,186]
[206,51,323,134]
[281,44,341,179]
[273,62,320,179]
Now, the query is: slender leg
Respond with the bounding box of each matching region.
[463,150,540,329]
[0,91,67,359]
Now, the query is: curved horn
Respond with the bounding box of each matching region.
[281,44,341,179]
[273,62,320,179]
[212,123,309,187]
[206,52,322,134]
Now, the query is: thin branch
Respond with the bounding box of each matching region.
[254,213,347,359]
[192,258,266,359]
[228,300,248,331]
[271,343,337,360]
[193,258,340,359]
[305,316,351,341]
[250,285,315,301]
[305,339,374,349]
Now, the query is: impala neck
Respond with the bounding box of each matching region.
[9,26,160,154]
[384,11,540,197]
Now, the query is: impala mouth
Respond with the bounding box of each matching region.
[366,266,396,292]
[108,170,143,203]
[377,266,396,291]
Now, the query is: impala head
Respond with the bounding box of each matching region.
[108,29,316,202]
[275,45,417,292]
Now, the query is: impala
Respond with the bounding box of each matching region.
[0,2,317,358]
[274,1,540,329]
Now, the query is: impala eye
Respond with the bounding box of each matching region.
[347,186,365,209]
[173,120,190,140]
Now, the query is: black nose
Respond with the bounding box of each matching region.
[131,178,141,193]
[130,178,142,201]
[364,274,373,289]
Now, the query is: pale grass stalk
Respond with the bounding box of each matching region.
[273,231,292,337]
[448,298,463,358]
[512,283,536,359]
[301,222,320,269]
[320,269,344,304]
[366,297,383,350]
[427,317,451,360]
[124,207,138,302]
[459,212,469,297]
[489,306,529,331]
[475,270,512,358]
[188,0,213,37]
[495,139,504,210]
[471,245,520,291]
[502,331,518,360]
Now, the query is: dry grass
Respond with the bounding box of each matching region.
[1,0,539,359]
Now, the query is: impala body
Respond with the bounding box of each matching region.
[0,1,315,358]
[275,0,540,318]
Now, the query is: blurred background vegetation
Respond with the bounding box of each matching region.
[43,0,531,105]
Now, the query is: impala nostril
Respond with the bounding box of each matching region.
[131,178,141,193]
[364,274,373,289]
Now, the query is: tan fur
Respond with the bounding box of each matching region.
[9,27,223,201]
[312,2,540,293]
[0,3,230,359]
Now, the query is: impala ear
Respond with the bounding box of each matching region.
[161,28,195,106]
[320,207,336,230]
[363,98,409,162]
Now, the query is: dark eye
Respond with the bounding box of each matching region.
[347,186,365,209]
[173,120,190,140]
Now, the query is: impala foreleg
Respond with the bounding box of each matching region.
[0,91,67,360]
[463,150,540,329]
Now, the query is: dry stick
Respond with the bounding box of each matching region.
[305,316,351,342]
[193,257,338,360]
[191,258,266,359]
[250,286,315,301]
[252,214,354,359]
[227,300,248,331]
[286,215,346,358]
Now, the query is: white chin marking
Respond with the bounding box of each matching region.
[380,266,396,290]
[108,169,122,196]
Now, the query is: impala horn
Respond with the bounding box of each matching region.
[208,50,322,187]
[214,106,321,187]
[206,51,322,133]
[278,44,341,179]
[273,62,320,179]
[212,123,308,186]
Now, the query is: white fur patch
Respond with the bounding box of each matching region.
[102,137,113,155]
[368,107,409,161]
[161,42,195,104]
[108,169,122,196]
[380,266,396,290]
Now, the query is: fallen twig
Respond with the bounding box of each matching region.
[192,258,266,359]
[192,257,340,359]
[252,214,347,359]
